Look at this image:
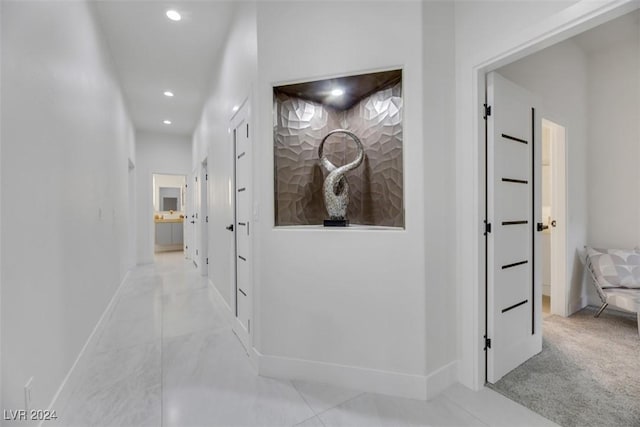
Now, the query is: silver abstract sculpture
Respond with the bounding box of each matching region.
[318,129,364,225]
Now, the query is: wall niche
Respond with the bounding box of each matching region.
[273,69,404,227]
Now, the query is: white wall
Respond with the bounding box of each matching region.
[135,131,191,264]
[422,1,457,378]
[498,39,589,313]
[0,0,3,416]
[587,38,640,249]
[0,2,6,416]
[1,1,134,421]
[128,125,136,269]
[192,1,258,307]
[255,1,431,398]
[128,161,137,270]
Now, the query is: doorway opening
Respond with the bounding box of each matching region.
[541,119,567,317]
[199,159,209,276]
[230,99,253,354]
[153,173,187,255]
[480,6,640,424]
[128,158,136,268]
[467,2,638,394]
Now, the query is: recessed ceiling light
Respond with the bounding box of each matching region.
[331,88,344,96]
[166,10,181,21]
[232,105,239,112]
[164,91,174,97]
[163,120,172,125]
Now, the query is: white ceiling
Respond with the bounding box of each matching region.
[92,1,235,137]
[572,9,639,53]
[92,3,637,138]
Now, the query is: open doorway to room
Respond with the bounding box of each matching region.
[230,100,253,354]
[483,8,640,426]
[153,173,187,254]
[197,159,209,276]
[541,119,567,317]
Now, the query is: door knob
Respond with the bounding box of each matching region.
[226,224,234,232]
[551,220,557,227]
[536,222,549,232]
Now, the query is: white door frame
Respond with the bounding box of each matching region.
[542,119,568,317]
[127,158,136,268]
[199,159,209,276]
[152,172,187,255]
[191,168,199,267]
[183,178,190,259]
[230,97,254,358]
[460,0,639,390]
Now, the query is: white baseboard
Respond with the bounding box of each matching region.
[425,360,458,399]
[206,280,457,401]
[568,296,588,315]
[42,270,131,425]
[257,351,441,400]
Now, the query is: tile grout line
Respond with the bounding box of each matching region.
[306,390,367,426]
[165,322,233,342]
[317,391,365,419]
[290,381,321,425]
[292,414,325,427]
[440,392,491,427]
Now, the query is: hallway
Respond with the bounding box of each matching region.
[47,253,556,427]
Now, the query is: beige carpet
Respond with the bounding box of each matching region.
[490,306,640,427]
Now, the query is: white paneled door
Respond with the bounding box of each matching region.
[183,179,190,259]
[192,169,199,268]
[232,102,252,351]
[486,72,542,383]
[199,161,209,276]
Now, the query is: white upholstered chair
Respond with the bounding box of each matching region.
[585,247,640,337]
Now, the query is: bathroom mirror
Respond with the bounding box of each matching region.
[152,174,186,213]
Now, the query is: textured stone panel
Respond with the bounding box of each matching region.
[274,81,403,227]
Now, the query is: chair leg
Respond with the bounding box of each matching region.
[594,302,608,318]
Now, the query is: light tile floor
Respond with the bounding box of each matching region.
[48,252,558,427]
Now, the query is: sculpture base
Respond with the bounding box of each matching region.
[324,219,349,227]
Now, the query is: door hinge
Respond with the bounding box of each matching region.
[484,336,491,350]
[195,176,198,182]
[196,249,198,256]
[206,216,208,223]
[206,257,208,265]
[206,174,208,181]
[483,104,492,120]
[246,123,249,138]
[484,220,492,235]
